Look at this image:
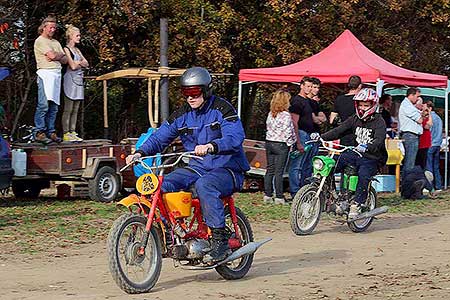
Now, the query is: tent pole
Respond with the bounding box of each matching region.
[375,78,384,96]
[238,81,243,118]
[445,82,449,189]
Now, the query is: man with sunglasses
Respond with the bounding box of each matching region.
[126,67,250,264]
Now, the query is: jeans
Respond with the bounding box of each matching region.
[426,146,442,190]
[288,130,310,196]
[335,152,378,204]
[401,132,419,172]
[298,132,319,188]
[264,141,289,198]
[34,76,59,135]
[162,167,244,228]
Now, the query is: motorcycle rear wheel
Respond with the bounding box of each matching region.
[215,206,254,280]
[347,187,377,233]
[290,183,322,235]
[107,214,162,294]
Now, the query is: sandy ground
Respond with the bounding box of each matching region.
[1,213,450,300]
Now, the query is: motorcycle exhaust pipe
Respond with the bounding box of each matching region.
[183,237,272,270]
[347,206,389,222]
[216,237,272,266]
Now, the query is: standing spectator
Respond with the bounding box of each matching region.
[415,98,432,169]
[426,101,443,191]
[288,77,313,197]
[308,77,327,132]
[264,90,296,205]
[33,15,67,144]
[302,77,325,185]
[329,75,362,146]
[380,94,394,137]
[398,87,422,172]
[62,24,89,142]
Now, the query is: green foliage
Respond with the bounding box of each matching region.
[0,0,449,139]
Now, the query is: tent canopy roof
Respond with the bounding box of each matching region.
[239,30,447,87]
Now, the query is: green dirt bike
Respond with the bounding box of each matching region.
[290,138,388,234]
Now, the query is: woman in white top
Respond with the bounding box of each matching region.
[62,24,89,142]
[264,90,297,204]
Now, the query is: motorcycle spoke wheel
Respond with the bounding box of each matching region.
[290,184,322,235]
[107,214,162,294]
[215,206,254,280]
[348,188,377,233]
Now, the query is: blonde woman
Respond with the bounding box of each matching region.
[62,24,89,142]
[264,90,297,204]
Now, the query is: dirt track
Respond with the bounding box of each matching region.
[1,213,450,300]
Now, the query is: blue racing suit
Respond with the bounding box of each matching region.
[137,95,250,228]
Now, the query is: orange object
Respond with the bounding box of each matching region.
[163,191,192,218]
[13,38,19,50]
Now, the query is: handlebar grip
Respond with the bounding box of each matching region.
[305,140,318,145]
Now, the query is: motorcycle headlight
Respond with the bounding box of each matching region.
[313,159,324,171]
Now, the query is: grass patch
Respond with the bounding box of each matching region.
[1,190,449,254]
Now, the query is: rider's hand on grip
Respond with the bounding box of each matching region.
[126,152,142,165]
[355,144,368,153]
[195,143,214,156]
[310,132,320,142]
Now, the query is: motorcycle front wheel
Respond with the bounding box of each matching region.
[290,183,323,235]
[347,187,377,233]
[107,214,162,294]
[215,206,254,280]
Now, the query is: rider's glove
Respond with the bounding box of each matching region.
[126,152,142,165]
[355,144,368,153]
[310,132,320,142]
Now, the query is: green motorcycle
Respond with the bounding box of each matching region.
[290,138,388,235]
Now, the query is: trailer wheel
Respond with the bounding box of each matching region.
[12,181,43,199]
[89,166,120,202]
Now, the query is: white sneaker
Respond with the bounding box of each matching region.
[348,204,361,219]
[274,197,286,205]
[263,195,273,204]
[70,131,83,142]
[435,189,442,193]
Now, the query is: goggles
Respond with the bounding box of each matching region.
[181,86,203,98]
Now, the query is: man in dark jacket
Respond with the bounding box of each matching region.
[401,166,435,199]
[126,67,250,264]
[311,88,387,218]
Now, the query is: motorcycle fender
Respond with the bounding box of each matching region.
[116,194,152,211]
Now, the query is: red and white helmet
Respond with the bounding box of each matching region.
[353,88,379,120]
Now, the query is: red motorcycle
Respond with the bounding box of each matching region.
[107,152,270,294]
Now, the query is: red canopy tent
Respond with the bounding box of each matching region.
[237,29,449,188]
[238,29,448,87]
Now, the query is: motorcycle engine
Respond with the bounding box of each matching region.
[335,201,349,215]
[185,239,211,259]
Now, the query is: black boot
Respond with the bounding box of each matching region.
[204,228,230,264]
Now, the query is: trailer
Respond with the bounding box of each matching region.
[11,140,135,202]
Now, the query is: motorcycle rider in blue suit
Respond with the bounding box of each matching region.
[126,67,250,263]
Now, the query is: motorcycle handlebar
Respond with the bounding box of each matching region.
[120,151,204,173]
[315,138,363,157]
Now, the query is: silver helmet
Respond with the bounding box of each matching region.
[180,67,213,99]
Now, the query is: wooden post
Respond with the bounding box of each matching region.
[395,164,400,193]
[148,79,155,128]
[103,80,109,139]
[154,79,160,125]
